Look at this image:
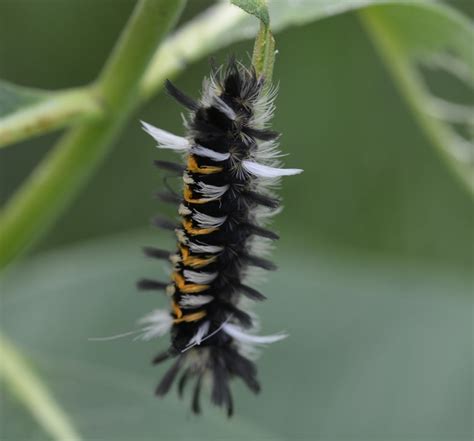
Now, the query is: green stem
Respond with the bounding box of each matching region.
[0,0,187,269]
[140,3,246,101]
[0,333,81,440]
[359,7,474,197]
[252,22,276,83]
[0,87,102,149]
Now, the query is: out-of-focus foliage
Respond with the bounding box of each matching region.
[0,0,472,440]
[1,233,471,439]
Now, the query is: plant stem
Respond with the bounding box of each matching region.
[140,3,246,101]
[0,86,102,149]
[0,0,187,269]
[252,22,276,84]
[0,333,81,440]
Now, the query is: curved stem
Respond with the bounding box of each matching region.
[0,0,187,269]
[0,333,81,440]
[252,22,275,84]
[140,3,246,101]
[0,86,102,149]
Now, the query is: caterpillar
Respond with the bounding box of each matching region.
[138,59,302,416]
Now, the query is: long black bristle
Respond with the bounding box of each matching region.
[154,191,181,204]
[225,348,260,394]
[152,216,176,231]
[143,247,170,260]
[137,278,168,291]
[192,375,203,414]
[153,159,185,174]
[165,80,199,111]
[244,223,280,240]
[239,284,267,301]
[177,369,192,398]
[241,253,278,271]
[243,126,280,141]
[152,348,176,365]
[243,190,280,209]
[221,303,253,328]
[156,357,183,396]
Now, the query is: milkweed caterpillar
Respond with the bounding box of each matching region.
[139,59,302,416]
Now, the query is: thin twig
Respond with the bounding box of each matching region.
[0,333,81,441]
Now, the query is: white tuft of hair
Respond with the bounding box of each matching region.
[178,204,192,216]
[179,295,214,308]
[222,323,288,345]
[183,172,194,184]
[242,160,303,178]
[137,309,173,341]
[183,269,218,284]
[250,83,278,128]
[141,120,190,150]
[192,145,230,161]
[197,182,230,199]
[193,211,227,228]
[255,140,286,162]
[188,241,224,254]
[187,321,211,347]
[212,96,237,120]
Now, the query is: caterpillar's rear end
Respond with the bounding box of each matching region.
[139,60,302,416]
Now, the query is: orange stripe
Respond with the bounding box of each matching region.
[180,245,216,268]
[171,301,182,319]
[183,184,209,205]
[182,218,216,236]
[173,310,206,323]
[172,271,209,294]
[187,155,222,174]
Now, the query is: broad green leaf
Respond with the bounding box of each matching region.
[143,0,473,195]
[0,81,101,149]
[359,3,474,194]
[231,0,270,26]
[1,232,471,439]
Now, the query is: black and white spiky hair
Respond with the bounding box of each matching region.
[139,59,302,416]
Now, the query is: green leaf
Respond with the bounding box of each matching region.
[359,3,474,195]
[0,81,102,149]
[231,0,270,26]
[0,232,471,439]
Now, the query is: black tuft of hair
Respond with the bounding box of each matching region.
[153,159,185,174]
[165,80,199,111]
[137,278,168,291]
[152,216,176,231]
[143,247,170,260]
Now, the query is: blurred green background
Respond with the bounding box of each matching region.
[0,1,472,440]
